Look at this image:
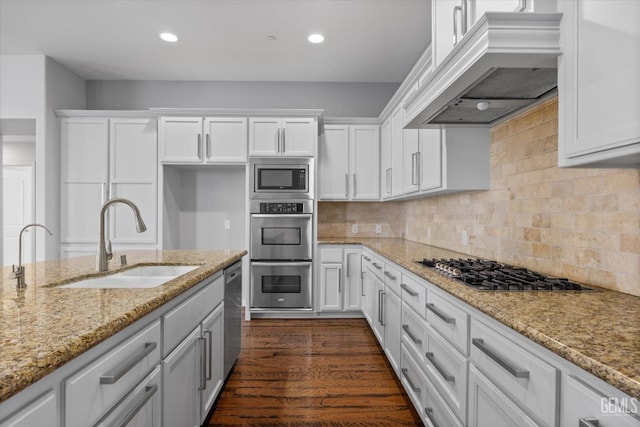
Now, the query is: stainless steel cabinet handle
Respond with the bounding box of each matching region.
[401,283,418,297]
[282,128,286,153]
[426,303,456,324]
[386,168,392,194]
[472,338,530,379]
[197,133,202,158]
[361,271,366,296]
[461,0,468,34]
[402,325,422,345]
[378,290,385,325]
[100,342,157,384]
[205,330,213,380]
[345,173,349,198]
[105,384,158,427]
[363,255,371,262]
[401,368,421,394]
[426,352,455,382]
[383,271,397,281]
[277,128,281,153]
[372,262,382,270]
[453,5,462,46]
[579,418,600,427]
[346,254,350,278]
[353,173,357,197]
[425,407,441,427]
[415,151,421,186]
[205,133,211,159]
[338,267,342,293]
[411,153,417,185]
[198,337,206,390]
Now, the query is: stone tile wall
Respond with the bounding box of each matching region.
[317,97,640,296]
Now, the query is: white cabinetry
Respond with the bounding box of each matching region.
[380,118,393,200]
[0,392,57,427]
[558,0,640,167]
[159,117,248,164]
[249,117,316,157]
[319,124,379,201]
[60,115,158,257]
[318,246,362,313]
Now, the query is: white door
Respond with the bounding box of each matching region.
[419,129,443,192]
[319,263,343,311]
[3,164,34,266]
[200,304,224,423]
[249,118,281,156]
[351,126,380,200]
[403,129,420,195]
[158,117,203,163]
[320,125,349,200]
[343,249,362,311]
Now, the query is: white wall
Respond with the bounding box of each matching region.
[86,80,398,117]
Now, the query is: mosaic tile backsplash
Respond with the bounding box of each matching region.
[318,98,640,296]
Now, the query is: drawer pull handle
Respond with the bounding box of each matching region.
[425,352,455,382]
[383,271,397,280]
[579,418,600,427]
[426,303,456,324]
[363,255,371,262]
[372,262,382,270]
[401,283,418,297]
[100,342,157,384]
[401,368,421,394]
[402,325,422,345]
[106,384,158,427]
[472,338,530,379]
[205,330,213,380]
[198,337,207,390]
[425,407,441,427]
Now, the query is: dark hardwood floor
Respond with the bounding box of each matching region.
[205,318,422,426]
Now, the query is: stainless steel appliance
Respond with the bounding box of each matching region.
[250,158,313,199]
[224,261,242,378]
[416,258,593,291]
[250,199,313,310]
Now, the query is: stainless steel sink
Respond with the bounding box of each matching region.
[60,265,199,289]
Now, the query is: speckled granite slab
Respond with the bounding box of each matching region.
[320,238,640,399]
[0,249,246,402]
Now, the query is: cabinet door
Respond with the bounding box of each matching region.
[558,0,640,167]
[1,391,58,427]
[200,304,224,424]
[431,0,462,68]
[390,107,404,198]
[319,125,350,200]
[249,118,281,156]
[109,118,157,245]
[371,275,386,346]
[361,269,375,327]
[343,249,362,311]
[402,129,420,195]
[163,326,201,427]
[203,117,247,163]
[60,117,109,244]
[419,129,443,192]
[350,126,380,200]
[159,117,203,163]
[380,118,393,200]
[383,288,402,376]
[319,263,343,312]
[281,118,316,157]
[468,365,538,427]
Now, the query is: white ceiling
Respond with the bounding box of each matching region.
[0,0,430,82]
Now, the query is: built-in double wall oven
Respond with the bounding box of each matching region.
[250,159,314,310]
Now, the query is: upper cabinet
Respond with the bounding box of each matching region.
[558,0,640,167]
[249,117,317,157]
[159,116,247,164]
[319,124,379,201]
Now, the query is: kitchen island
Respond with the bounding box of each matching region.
[0,249,246,404]
[320,237,640,401]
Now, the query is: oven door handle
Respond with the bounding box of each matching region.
[250,214,312,219]
[251,261,312,267]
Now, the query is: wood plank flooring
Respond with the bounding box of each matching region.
[205,318,422,426]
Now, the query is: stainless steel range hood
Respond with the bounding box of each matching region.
[404,12,562,128]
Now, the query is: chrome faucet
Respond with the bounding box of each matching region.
[10,224,53,288]
[97,198,147,272]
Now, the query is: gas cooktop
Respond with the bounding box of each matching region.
[416,258,592,291]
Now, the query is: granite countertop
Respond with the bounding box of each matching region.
[320,237,640,399]
[0,249,246,403]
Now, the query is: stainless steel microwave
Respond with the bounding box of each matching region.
[251,159,313,199]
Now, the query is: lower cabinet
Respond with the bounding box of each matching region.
[318,246,362,313]
[0,392,58,427]
[382,287,401,376]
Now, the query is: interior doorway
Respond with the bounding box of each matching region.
[3,163,35,266]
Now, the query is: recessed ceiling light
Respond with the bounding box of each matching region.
[308,34,324,44]
[160,32,178,43]
[267,35,277,41]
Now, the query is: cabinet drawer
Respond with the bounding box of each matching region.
[401,301,428,366]
[368,255,385,281]
[163,275,224,356]
[400,273,426,318]
[383,262,401,296]
[425,288,469,355]
[424,324,467,424]
[320,247,343,263]
[470,319,558,427]
[65,320,161,427]
[561,373,640,427]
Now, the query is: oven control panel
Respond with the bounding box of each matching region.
[259,202,304,214]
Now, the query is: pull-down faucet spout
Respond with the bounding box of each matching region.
[97,198,147,272]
